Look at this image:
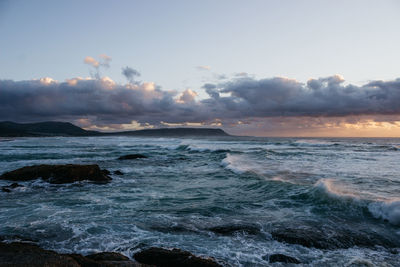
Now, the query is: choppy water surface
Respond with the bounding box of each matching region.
[1,136,400,266]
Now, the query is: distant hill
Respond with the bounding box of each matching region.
[114,128,229,137]
[0,121,230,137]
[0,121,98,137]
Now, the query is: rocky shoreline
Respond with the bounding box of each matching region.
[0,242,223,267]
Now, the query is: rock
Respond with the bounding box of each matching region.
[64,254,101,266]
[0,242,143,267]
[267,254,301,264]
[114,170,124,175]
[118,154,147,160]
[86,252,130,261]
[0,164,112,184]
[134,247,222,267]
[1,182,23,193]
[271,226,399,249]
[208,224,260,235]
[0,242,80,267]
[1,187,11,193]
[102,169,111,175]
[69,252,140,267]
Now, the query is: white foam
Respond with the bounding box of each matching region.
[314,179,360,200]
[294,139,333,146]
[315,179,400,226]
[221,153,255,174]
[368,200,400,226]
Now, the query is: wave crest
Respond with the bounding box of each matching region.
[368,200,400,226]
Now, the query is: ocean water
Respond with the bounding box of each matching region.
[0,136,399,266]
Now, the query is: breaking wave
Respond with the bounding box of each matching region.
[314,179,400,226]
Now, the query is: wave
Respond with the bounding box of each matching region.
[176,144,230,153]
[313,179,400,226]
[293,139,339,147]
[314,179,360,200]
[368,200,400,226]
[221,153,252,174]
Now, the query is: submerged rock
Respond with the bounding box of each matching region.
[114,170,124,175]
[1,182,23,193]
[0,164,111,184]
[271,226,399,249]
[118,154,147,160]
[267,254,301,264]
[134,247,222,267]
[208,224,260,235]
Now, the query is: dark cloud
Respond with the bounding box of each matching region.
[1,74,400,130]
[202,75,400,118]
[122,66,141,84]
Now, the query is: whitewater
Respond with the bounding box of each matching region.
[0,136,399,266]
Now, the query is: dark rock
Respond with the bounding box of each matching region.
[102,169,111,175]
[1,183,22,193]
[65,254,100,267]
[9,182,22,188]
[268,254,301,264]
[134,247,222,267]
[2,187,11,193]
[0,242,143,267]
[150,224,198,234]
[271,227,399,249]
[86,252,130,261]
[118,154,147,160]
[114,170,124,175]
[0,164,112,184]
[0,242,80,267]
[69,252,140,266]
[208,224,260,235]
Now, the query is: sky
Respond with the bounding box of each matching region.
[1,0,400,137]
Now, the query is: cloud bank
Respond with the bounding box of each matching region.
[1,72,400,135]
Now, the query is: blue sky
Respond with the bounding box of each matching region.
[1,0,400,136]
[1,0,399,89]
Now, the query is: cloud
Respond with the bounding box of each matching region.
[202,75,400,118]
[176,89,197,104]
[84,56,99,68]
[84,54,112,79]
[2,73,400,134]
[196,65,211,71]
[122,66,141,84]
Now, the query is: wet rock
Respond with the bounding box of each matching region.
[69,252,140,266]
[271,227,399,249]
[102,169,111,175]
[208,224,260,235]
[0,164,112,184]
[134,247,222,267]
[65,254,100,266]
[267,254,301,264]
[1,182,23,193]
[0,242,143,267]
[86,252,130,261]
[114,170,124,175]
[118,154,147,160]
[0,242,80,267]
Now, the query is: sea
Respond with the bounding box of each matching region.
[0,136,399,266]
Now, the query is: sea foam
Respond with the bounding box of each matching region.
[314,179,400,226]
[368,200,400,226]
